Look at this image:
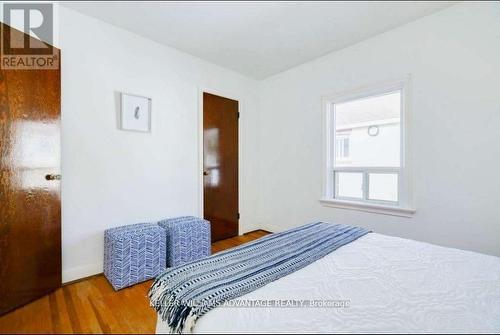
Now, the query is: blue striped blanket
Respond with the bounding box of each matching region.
[149,222,370,333]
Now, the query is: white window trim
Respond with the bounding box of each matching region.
[320,76,415,217]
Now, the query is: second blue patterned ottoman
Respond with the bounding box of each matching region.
[157,216,211,267]
[104,223,166,290]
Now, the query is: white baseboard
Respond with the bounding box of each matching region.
[244,223,279,234]
[63,263,102,284]
[259,224,281,233]
[241,226,258,234]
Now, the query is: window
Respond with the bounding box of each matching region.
[321,78,414,216]
[335,134,350,159]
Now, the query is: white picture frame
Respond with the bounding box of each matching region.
[120,93,151,132]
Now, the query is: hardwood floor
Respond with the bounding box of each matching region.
[0,230,270,334]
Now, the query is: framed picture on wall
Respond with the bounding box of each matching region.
[120,93,151,132]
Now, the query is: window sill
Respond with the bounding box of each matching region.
[319,198,415,217]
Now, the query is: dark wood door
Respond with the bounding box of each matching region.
[203,92,239,242]
[0,24,61,315]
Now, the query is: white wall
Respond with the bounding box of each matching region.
[255,3,500,257]
[60,7,260,282]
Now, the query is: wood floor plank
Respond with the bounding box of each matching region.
[88,295,123,334]
[53,288,74,333]
[0,230,270,334]
[49,292,62,333]
[62,285,82,334]
[88,299,111,334]
[68,284,106,334]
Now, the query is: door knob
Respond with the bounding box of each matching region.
[45,174,61,181]
[203,170,209,176]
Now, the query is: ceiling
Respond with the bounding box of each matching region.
[62,1,454,79]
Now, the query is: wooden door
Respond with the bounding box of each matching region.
[0,24,61,315]
[203,93,239,242]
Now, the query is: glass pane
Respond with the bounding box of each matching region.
[336,172,363,199]
[335,91,401,167]
[368,173,398,202]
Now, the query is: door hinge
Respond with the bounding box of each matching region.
[237,213,240,219]
[237,112,240,119]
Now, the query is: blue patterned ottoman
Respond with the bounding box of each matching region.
[157,216,211,267]
[104,223,166,290]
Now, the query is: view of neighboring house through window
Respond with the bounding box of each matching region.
[333,90,401,204]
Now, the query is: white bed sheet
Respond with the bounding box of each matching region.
[156,233,500,333]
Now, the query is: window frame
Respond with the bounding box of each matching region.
[320,76,415,217]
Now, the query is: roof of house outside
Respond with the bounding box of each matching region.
[336,91,400,129]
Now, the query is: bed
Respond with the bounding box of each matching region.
[155,230,500,333]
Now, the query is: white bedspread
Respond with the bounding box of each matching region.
[156,233,500,333]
